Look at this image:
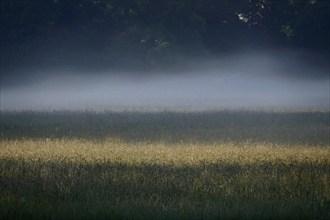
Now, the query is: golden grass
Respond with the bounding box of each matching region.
[1,110,329,219]
[1,139,330,219]
[1,139,329,166]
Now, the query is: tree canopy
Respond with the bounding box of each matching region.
[1,0,329,71]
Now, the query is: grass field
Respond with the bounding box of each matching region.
[0,110,329,219]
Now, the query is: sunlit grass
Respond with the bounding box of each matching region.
[0,110,329,219]
[1,139,330,219]
[1,139,329,165]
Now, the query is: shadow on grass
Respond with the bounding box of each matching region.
[1,158,329,219]
[1,110,329,145]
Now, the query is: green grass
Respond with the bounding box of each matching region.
[0,110,329,219]
[1,110,329,144]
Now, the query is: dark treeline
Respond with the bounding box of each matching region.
[1,0,329,73]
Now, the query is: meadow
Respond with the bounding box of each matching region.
[0,110,329,219]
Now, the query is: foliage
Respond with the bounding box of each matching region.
[1,0,329,71]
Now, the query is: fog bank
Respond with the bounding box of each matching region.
[1,51,329,111]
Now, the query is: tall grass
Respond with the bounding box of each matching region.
[0,110,329,219]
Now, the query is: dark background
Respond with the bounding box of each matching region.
[1,0,329,82]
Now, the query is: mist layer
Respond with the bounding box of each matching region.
[1,51,329,111]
